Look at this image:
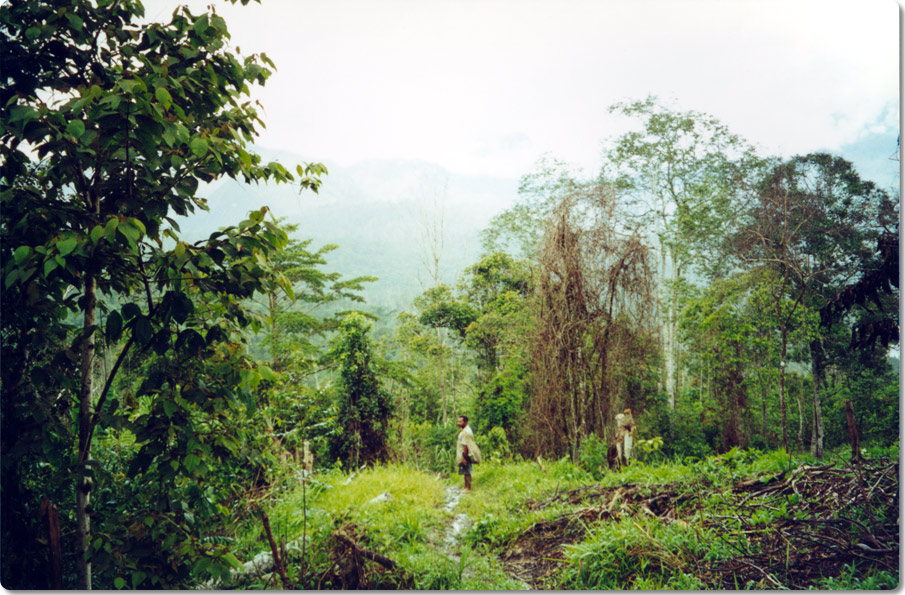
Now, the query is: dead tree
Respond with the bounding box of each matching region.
[524,183,656,461]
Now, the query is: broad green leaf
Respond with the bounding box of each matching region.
[189,136,208,158]
[210,14,227,33]
[258,365,276,382]
[133,315,152,345]
[13,245,31,264]
[43,258,58,277]
[5,269,19,289]
[100,94,122,110]
[114,577,126,589]
[155,86,172,110]
[193,14,209,34]
[25,27,41,40]
[8,105,38,124]
[126,217,146,236]
[90,225,104,245]
[172,292,194,323]
[121,302,141,321]
[106,310,123,343]
[66,120,86,138]
[162,399,177,418]
[131,571,146,589]
[56,236,78,257]
[104,217,119,243]
[117,221,140,246]
[64,12,84,31]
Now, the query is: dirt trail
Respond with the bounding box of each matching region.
[440,485,470,557]
[438,484,531,589]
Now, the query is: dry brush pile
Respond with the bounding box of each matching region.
[498,458,898,589]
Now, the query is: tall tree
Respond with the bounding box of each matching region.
[257,219,375,374]
[0,0,323,587]
[735,153,897,456]
[605,96,762,409]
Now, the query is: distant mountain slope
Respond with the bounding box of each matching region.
[177,151,520,312]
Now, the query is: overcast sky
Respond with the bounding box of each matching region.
[144,0,900,178]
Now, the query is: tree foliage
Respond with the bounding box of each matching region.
[329,313,393,468]
[0,0,324,588]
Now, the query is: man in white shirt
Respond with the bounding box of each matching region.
[455,415,481,490]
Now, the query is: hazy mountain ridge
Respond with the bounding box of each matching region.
[178,150,521,312]
[177,133,897,314]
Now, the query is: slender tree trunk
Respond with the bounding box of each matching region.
[76,272,97,590]
[809,339,826,459]
[761,395,768,448]
[660,247,677,410]
[795,386,805,453]
[437,328,447,425]
[778,326,789,453]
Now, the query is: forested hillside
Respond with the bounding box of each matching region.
[0,0,898,590]
[178,154,519,314]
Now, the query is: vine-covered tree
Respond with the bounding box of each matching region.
[0,0,324,587]
[330,313,393,467]
[525,180,656,461]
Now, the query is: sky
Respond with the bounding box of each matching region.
[142,0,901,180]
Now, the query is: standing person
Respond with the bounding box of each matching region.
[456,415,481,491]
[614,408,637,465]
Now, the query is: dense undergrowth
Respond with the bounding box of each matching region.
[210,445,898,590]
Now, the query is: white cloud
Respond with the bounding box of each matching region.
[142,0,899,177]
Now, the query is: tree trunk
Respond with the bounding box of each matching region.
[76,273,97,590]
[809,339,826,459]
[660,248,677,410]
[778,327,789,453]
[437,328,447,425]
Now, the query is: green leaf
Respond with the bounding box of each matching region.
[90,225,104,245]
[24,27,41,41]
[126,217,146,236]
[64,12,84,31]
[162,399,178,418]
[5,269,19,289]
[66,120,86,139]
[117,221,140,246]
[56,236,78,257]
[221,552,243,569]
[189,136,208,158]
[114,577,126,589]
[122,302,141,321]
[43,258,59,277]
[13,245,31,264]
[258,365,276,382]
[133,316,152,345]
[193,14,209,34]
[104,217,119,243]
[106,311,123,343]
[131,571,146,589]
[8,105,38,124]
[171,292,194,324]
[155,86,172,110]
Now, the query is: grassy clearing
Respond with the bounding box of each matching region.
[218,447,897,589]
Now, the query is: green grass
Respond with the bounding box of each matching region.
[221,447,897,589]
